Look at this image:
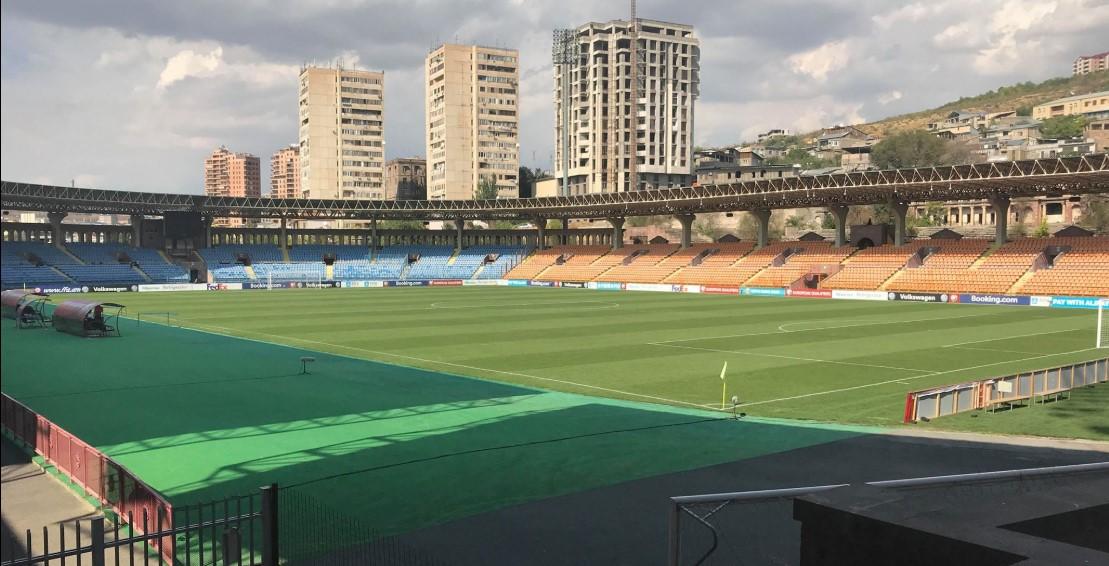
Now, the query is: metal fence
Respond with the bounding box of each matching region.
[2,392,446,566]
[903,357,1108,422]
[666,461,1109,566]
[1,487,276,566]
[1,393,176,561]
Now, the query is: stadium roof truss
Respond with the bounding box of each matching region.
[3,154,1107,221]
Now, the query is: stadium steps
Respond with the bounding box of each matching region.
[967,246,998,269]
[399,263,413,280]
[1007,269,1038,295]
[48,266,75,283]
[281,247,291,263]
[132,266,152,282]
[446,250,461,266]
[244,265,258,280]
[56,245,86,264]
[472,264,487,279]
[326,265,335,280]
[878,269,905,291]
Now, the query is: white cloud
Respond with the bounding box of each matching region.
[156,46,223,90]
[4,1,1109,192]
[878,90,903,104]
[787,41,851,81]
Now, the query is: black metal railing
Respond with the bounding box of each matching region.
[1,485,276,566]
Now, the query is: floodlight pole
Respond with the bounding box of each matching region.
[553,29,579,197]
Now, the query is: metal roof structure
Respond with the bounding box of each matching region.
[3,155,1108,221]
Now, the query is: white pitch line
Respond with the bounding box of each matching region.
[739,347,1099,407]
[775,311,995,333]
[940,327,1085,348]
[654,311,998,345]
[945,346,1045,355]
[429,300,619,310]
[650,342,933,373]
[169,320,713,412]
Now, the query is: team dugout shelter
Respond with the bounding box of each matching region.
[53,300,124,337]
[1,289,51,328]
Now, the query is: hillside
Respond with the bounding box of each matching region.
[855,72,1109,138]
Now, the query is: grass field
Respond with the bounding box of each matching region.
[77,286,1106,432]
[1,286,1105,543]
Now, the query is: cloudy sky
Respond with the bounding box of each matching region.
[2,0,1106,194]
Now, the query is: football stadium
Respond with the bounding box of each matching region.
[4,0,1109,561]
[2,155,1109,565]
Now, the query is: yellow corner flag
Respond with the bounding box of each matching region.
[720,362,728,409]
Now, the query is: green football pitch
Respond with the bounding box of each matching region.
[1,286,1105,540]
[78,287,1103,425]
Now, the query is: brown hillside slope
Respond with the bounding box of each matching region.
[807,72,1109,140]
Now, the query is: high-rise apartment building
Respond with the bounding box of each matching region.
[1073,52,1109,76]
[270,145,301,199]
[204,146,261,226]
[425,44,519,200]
[298,66,385,199]
[554,19,699,194]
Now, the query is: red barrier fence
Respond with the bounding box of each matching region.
[0,393,174,560]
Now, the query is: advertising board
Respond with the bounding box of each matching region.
[830,289,888,301]
[741,287,786,297]
[785,288,832,299]
[956,294,1030,306]
[138,283,208,292]
[702,286,739,295]
[888,292,948,303]
[1050,296,1106,309]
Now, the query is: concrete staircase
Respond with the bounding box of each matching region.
[1006,269,1038,295]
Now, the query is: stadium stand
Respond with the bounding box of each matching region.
[68,243,188,283]
[3,234,1106,295]
[745,242,858,288]
[1015,237,1109,297]
[199,245,283,282]
[883,240,993,293]
[532,246,660,282]
[473,246,531,279]
[664,242,782,287]
[821,245,915,290]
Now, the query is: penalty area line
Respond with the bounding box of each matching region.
[163,319,712,412]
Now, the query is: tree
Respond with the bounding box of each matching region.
[693,214,726,241]
[379,219,425,230]
[870,130,948,169]
[626,215,672,228]
[1039,115,1087,139]
[1034,218,1050,238]
[474,175,500,200]
[765,148,838,169]
[1015,105,1032,117]
[517,167,544,198]
[1079,195,1109,233]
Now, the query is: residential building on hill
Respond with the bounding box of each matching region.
[1073,52,1109,75]
[1032,91,1109,121]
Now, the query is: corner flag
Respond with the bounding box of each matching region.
[720,362,728,409]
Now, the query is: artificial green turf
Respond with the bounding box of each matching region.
[0,313,864,536]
